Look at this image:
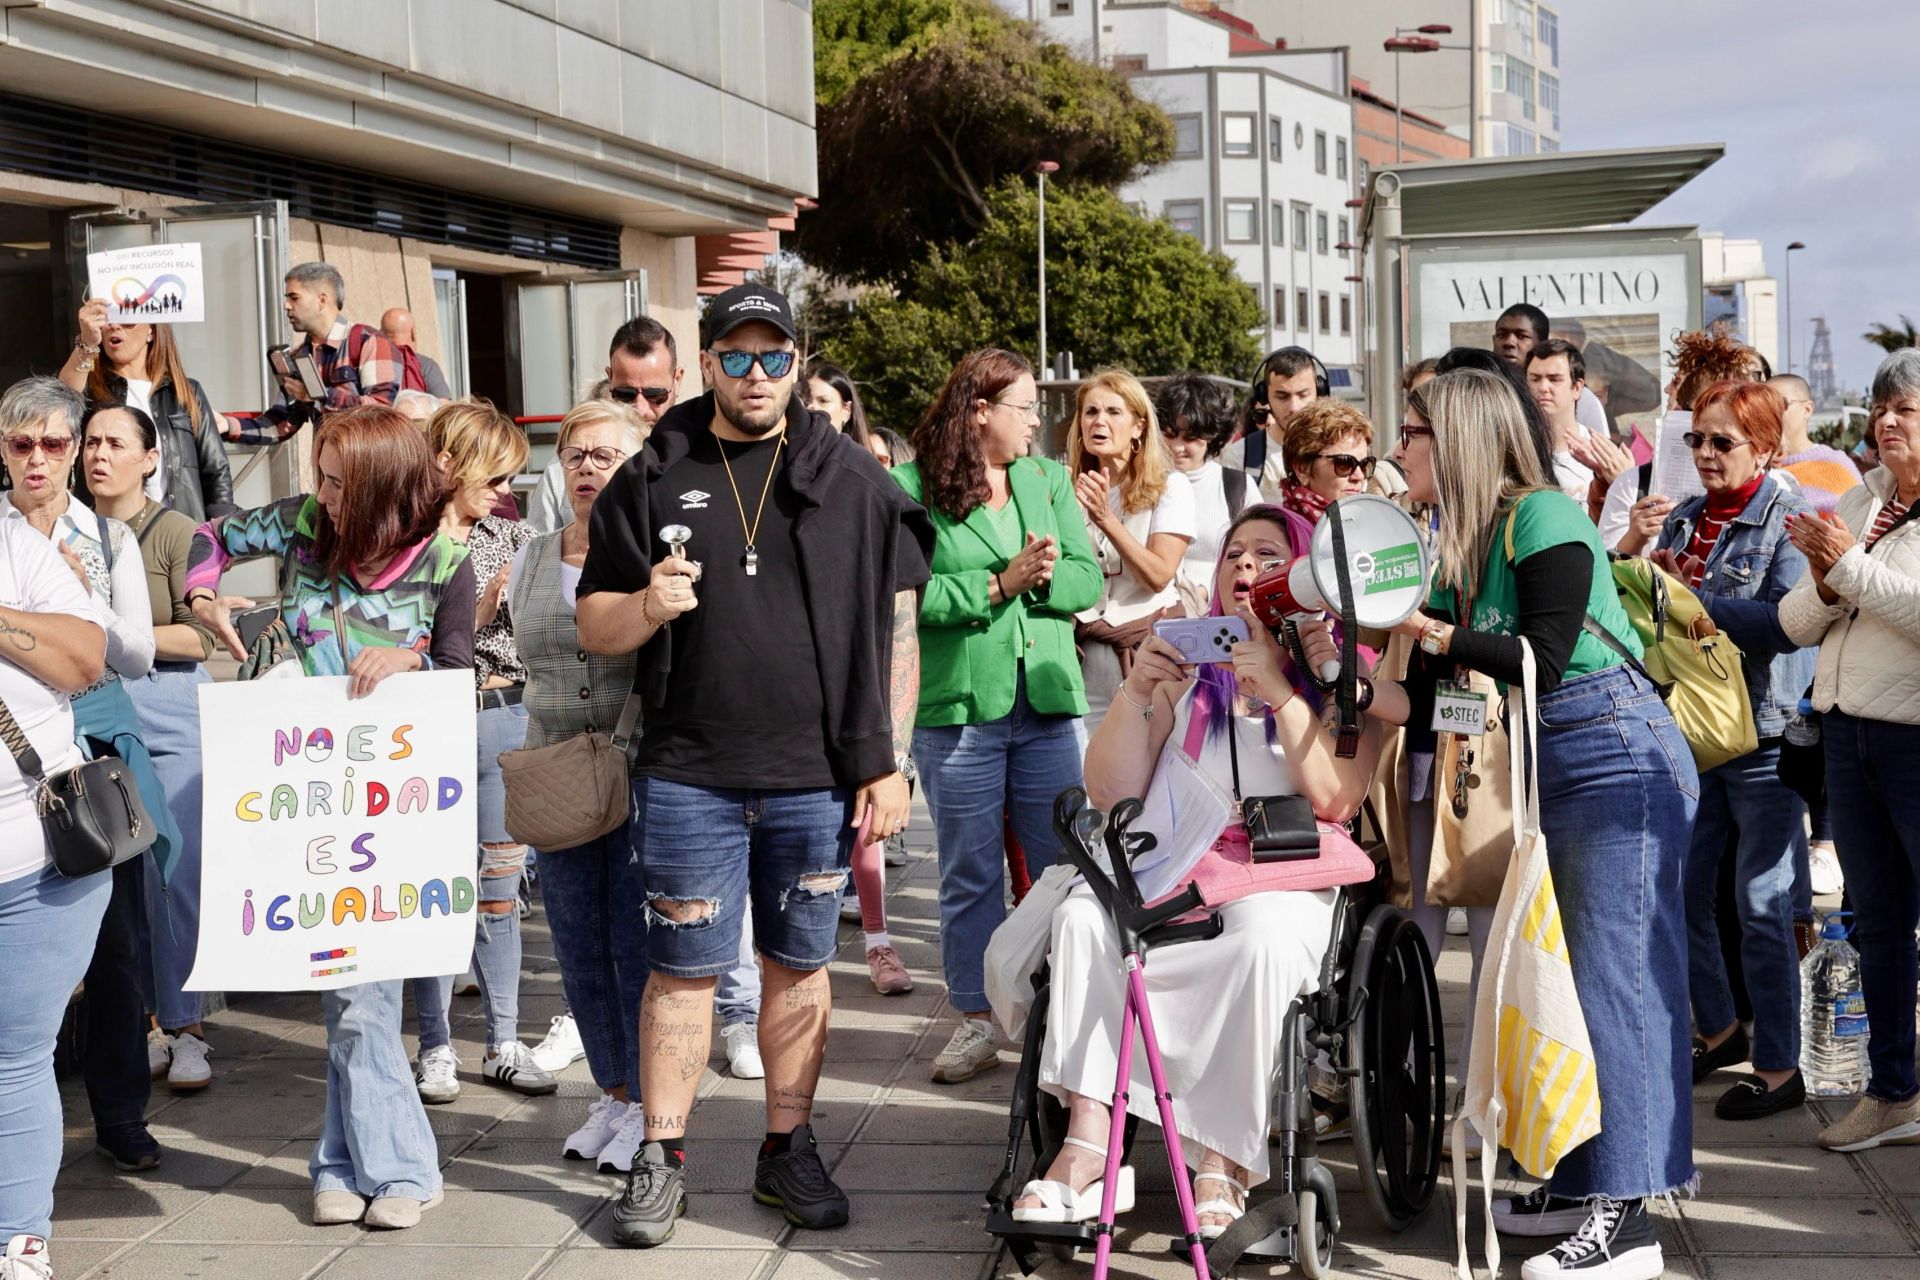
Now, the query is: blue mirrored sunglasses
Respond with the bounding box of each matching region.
[713,349,796,380]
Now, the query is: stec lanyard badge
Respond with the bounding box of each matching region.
[1431,680,1488,736]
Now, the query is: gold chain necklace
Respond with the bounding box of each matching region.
[715,429,786,577]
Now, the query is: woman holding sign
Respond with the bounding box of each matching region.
[186,404,475,1230]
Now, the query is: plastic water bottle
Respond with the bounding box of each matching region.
[1800,916,1868,1096]
[1784,696,1821,748]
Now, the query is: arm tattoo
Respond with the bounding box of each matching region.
[888,588,920,760]
[0,616,37,652]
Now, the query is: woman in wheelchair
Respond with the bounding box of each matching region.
[1013,504,1383,1236]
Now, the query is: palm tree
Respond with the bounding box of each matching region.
[1863,315,1919,352]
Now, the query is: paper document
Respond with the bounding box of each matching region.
[1648,410,1706,502]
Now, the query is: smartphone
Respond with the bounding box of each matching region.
[267,344,294,380]
[1152,615,1250,665]
[290,350,327,401]
[232,605,279,653]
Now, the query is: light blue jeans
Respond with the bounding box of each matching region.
[126,662,209,1029]
[0,864,112,1239]
[312,979,442,1199]
[1684,741,1805,1071]
[416,701,527,1054]
[913,674,1085,1012]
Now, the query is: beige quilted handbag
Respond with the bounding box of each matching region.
[498,693,641,849]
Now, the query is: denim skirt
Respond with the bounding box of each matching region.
[1534,663,1699,1202]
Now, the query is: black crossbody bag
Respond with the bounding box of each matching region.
[0,694,155,877]
[1224,712,1321,861]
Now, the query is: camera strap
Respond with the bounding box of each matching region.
[1326,499,1361,759]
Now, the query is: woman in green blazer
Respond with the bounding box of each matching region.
[892,349,1102,1085]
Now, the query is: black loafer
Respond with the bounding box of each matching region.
[1715,1071,1806,1120]
[1692,1026,1750,1083]
[95,1123,162,1171]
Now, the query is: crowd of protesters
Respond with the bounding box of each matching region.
[2,267,1917,1280]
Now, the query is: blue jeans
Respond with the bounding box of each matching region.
[312,980,441,1199]
[539,795,649,1094]
[0,865,111,1240]
[416,701,528,1053]
[1821,712,1920,1102]
[1534,665,1698,1201]
[913,676,1084,1012]
[635,777,852,977]
[714,918,762,1030]
[1684,742,1805,1070]
[126,663,209,1029]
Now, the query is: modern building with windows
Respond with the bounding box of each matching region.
[999,1,1362,370]
[1213,0,1563,156]
[0,0,816,436]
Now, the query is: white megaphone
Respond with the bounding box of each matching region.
[1245,494,1432,681]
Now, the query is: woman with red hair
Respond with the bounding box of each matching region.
[1647,379,1818,1122]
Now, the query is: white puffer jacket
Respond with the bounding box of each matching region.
[1779,467,1920,724]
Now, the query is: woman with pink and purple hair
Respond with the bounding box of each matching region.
[1011,504,1383,1238]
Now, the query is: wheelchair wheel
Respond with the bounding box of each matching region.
[1296,1187,1336,1279]
[1348,907,1446,1230]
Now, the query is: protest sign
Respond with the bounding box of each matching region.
[86,242,205,323]
[186,670,478,992]
[1649,409,1707,503]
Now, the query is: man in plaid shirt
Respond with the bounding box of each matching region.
[227,261,402,443]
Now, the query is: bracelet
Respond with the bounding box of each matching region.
[73,338,99,356]
[186,589,215,607]
[994,572,1007,601]
[1118,684,1154,720]
[1355,675,1375,714]
[637,587,659,628]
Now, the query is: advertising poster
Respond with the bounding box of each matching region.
[86,242,206,323]
[1409,233,1702,433]
[186,671,478,992]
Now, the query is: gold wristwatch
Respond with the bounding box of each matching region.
[1418,619,1451,656]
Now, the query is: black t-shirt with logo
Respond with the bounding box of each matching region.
[634,429,834,790]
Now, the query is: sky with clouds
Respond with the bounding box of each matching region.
[1561,0,1913,394]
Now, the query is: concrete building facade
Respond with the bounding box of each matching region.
[0,0,817,430]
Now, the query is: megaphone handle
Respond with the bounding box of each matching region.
[1325,501,1362,760]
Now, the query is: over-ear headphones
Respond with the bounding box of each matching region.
[1249,346,1331,423]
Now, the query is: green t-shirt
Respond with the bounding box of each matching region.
[1429,489,1641,682]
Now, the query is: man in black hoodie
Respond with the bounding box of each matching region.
[578,284,933,1247]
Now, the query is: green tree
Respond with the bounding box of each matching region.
[1864,315,1919,352]
[829,181,1262,430]
[803,0,1173,282]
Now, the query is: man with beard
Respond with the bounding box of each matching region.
[577,284,934,1247]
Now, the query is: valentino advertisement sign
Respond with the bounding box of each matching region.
[1409,232,1703,431]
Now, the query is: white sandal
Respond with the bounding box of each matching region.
[1193,1170,1249,1240]
[1011,1135,1137,1224]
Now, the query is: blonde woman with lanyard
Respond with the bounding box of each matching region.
[1069,367,1194,722]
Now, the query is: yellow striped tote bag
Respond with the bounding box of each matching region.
[1451,640,1603,1280]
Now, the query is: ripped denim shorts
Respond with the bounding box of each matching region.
[631,775,854,978]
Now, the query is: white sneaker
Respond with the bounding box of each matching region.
[167,1032,213,1091]
[1446,908,1469,936]
[0,1235,51,1280]
[531,1013,586,1073]
[883,832,910,867]
[482,1041,559,1096]
[722,1021,764,1079]
[931,1020,1001,1084]
[147,1027,173,1081]
[596,1102,650,1174]
[1809,841,1845,897]
[840,892,863,922]
[415,1045,461,1104]
[565,1094,628,1161]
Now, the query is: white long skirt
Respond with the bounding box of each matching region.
[1036,885,1336,1180]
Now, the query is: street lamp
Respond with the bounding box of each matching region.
[1384,24,1450,164]
[1037,160,1059,378]
[1784,240,1806,374]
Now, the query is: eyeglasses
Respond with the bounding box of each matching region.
[712,349,796,380]
[559,445,629,471]
[3,434,73,460]
[992,398,1041,421]
[1397,424,1433,440]
[608,385,672,406]
[1681,432,1750,456]
[1305,453,1378,478]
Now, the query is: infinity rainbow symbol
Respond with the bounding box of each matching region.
[111,273,187,306]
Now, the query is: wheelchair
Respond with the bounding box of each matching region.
[985,791,1447,1279]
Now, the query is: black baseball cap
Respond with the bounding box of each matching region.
[705,284,797,345]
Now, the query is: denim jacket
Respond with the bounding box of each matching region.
[1654,474,1817,739]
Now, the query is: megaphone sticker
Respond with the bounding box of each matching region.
[1360,541,1423,596]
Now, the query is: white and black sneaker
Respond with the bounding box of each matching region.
[1520,1198,1662,1280]
[480,1041,558,1096]
[1494,1185,1593,1237]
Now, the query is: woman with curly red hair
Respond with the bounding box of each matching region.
[893,349,1102,1085]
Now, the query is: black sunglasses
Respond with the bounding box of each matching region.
[1250,402,1272,426]
[1305,452,1377,478]
[712,349,796,380]
[1681,432,1750,456]
[1397,423,1433,439]
[608,385,672,406]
